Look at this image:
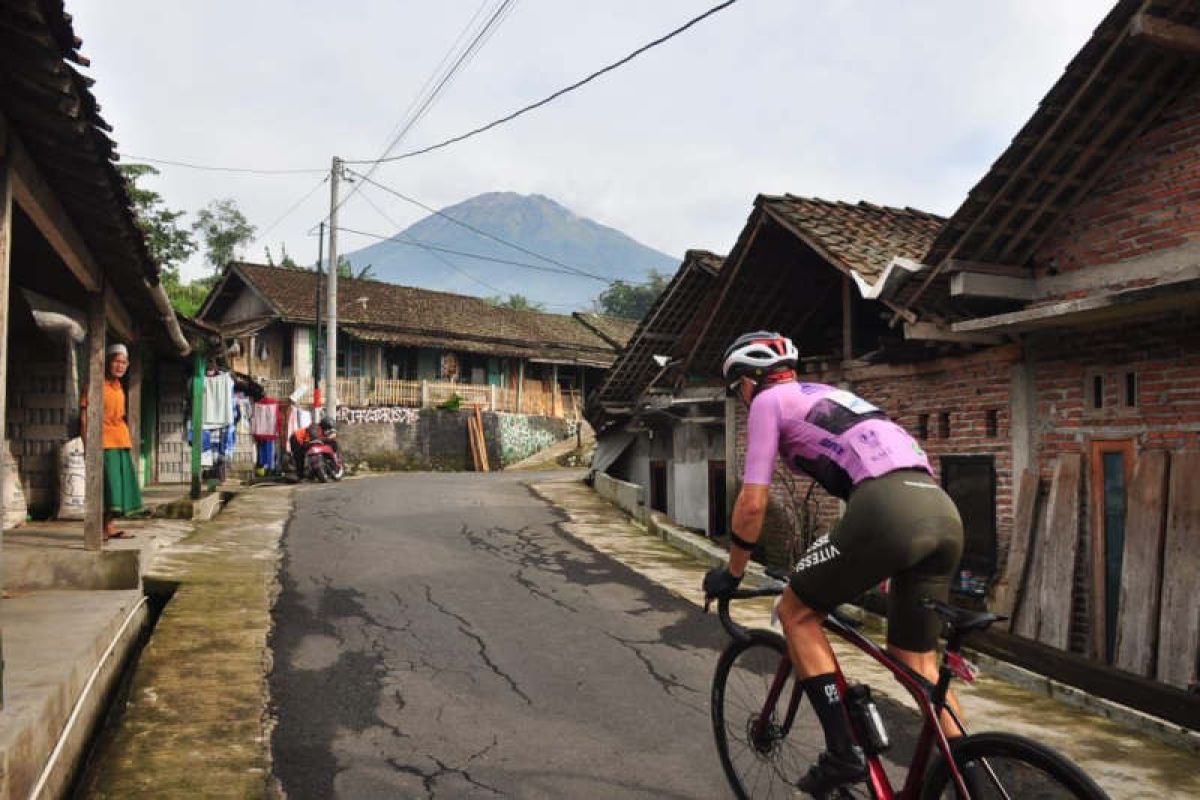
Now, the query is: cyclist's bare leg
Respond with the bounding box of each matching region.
[777,586,837,676]
[886,644,966,736]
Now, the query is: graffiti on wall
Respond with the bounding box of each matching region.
[336,406,421,425]
[495,412,566,465]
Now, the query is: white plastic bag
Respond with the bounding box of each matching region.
[2,439,27,528]
[57,437,87,520]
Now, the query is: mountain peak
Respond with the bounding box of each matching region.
[343,192,676,310]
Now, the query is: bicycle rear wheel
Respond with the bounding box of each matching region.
[920,731,1109,799]
[712,630,839,799]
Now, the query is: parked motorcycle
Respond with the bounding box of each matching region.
[303,427,345,482]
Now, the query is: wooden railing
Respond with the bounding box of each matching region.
[258,378,581,420]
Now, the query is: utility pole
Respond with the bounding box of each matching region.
[314,221,324,401]
[325,157,340,421]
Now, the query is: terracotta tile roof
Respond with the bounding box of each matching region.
[760,196,944,283]
[572,313,640,349]
[212,262,624,365]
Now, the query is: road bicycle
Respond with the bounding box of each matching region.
[706,574,1109,799]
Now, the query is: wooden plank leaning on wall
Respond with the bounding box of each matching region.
[991,469,1039,628]
[1113,450,1168,677]
[1157,450,1200,690]
[1033,453,1082,650]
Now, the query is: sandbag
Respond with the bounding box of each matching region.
[2,439,27,528]
[57,437,87,520]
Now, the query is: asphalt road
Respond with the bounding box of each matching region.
[270,472,743,799]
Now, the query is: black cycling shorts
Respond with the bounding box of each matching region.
[788,469,963,652]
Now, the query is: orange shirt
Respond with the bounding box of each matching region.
[82,379,133,449]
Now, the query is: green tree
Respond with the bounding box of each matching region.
[117,163,196,274]
[594,270,670,319]
[265,243,301,269]
[487,293,544,311]
[118,163,207,313]
[336,256,375,280]
[192,198,256,273]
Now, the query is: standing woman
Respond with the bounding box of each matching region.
[82,343,142,540]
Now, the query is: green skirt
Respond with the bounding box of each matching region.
[103,448,143,515]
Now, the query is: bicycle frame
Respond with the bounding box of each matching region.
[819,614,970,799]
[718,591,971,799]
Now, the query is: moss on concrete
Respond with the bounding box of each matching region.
[79,486,292,800]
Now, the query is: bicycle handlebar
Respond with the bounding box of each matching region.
[705,584,785,643]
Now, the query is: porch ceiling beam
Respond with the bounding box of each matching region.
[105,285,136,341]
[904,321,1005,346]
[6,127,102,293]
[950,271,1036,301]
[1130,12,1200,56]
[943,258,1029,278]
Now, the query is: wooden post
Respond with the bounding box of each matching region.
[420,379,429,408]
[127,342,142,486]
[517,360,525,414]
[1034,453,1082,650]
[84,291,106,550]
[489,383,497,412]
[842,274,853,363]
[0,140,13,706]
[190,350,204,499]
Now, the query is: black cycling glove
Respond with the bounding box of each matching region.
[703,566,743,598]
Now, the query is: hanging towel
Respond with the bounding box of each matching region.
[203,372,235,428]
[252,398,280,442]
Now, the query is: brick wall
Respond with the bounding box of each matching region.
[1029,310,1200,462]
[1033,82,1200,284]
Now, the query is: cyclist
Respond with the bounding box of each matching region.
[703,331,966,796]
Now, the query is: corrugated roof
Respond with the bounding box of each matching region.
[760,196,944,284]
[206,262,628,366]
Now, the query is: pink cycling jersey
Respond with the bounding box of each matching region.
[743,381,931,499]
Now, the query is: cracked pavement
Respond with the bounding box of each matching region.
[269,471,741,799]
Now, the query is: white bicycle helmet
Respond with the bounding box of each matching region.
[721,331,799,384]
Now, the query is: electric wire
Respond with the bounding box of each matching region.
[121,155,326,175]
[254,173,330,245]
[335,0,519,217]
[347,169,652,286]
[350,187,509,296]
[343,0,740,166]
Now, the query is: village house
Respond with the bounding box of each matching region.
[589,0,1200,724]
[198,261,636,419]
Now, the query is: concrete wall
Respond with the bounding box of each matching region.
[594,472,645,522]
[335,408,570,471]
[670,415,725,532]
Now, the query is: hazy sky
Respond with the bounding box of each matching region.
[72,0,1113,304]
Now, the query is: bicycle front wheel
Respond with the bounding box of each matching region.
[712,630,828,799]
[920,731,1109,799]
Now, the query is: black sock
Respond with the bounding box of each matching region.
[801,673,858,760]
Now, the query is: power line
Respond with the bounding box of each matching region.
[351,187,509,296]
[254,174,330,244]
[121,154,326,175]
[338,224,617,282]
[335,0,519,217]
[343,0,740,167]
[347,169,651,285]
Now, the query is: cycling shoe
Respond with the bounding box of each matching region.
[796,747,867,797]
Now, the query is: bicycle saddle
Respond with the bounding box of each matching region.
[923,598,1005,634]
